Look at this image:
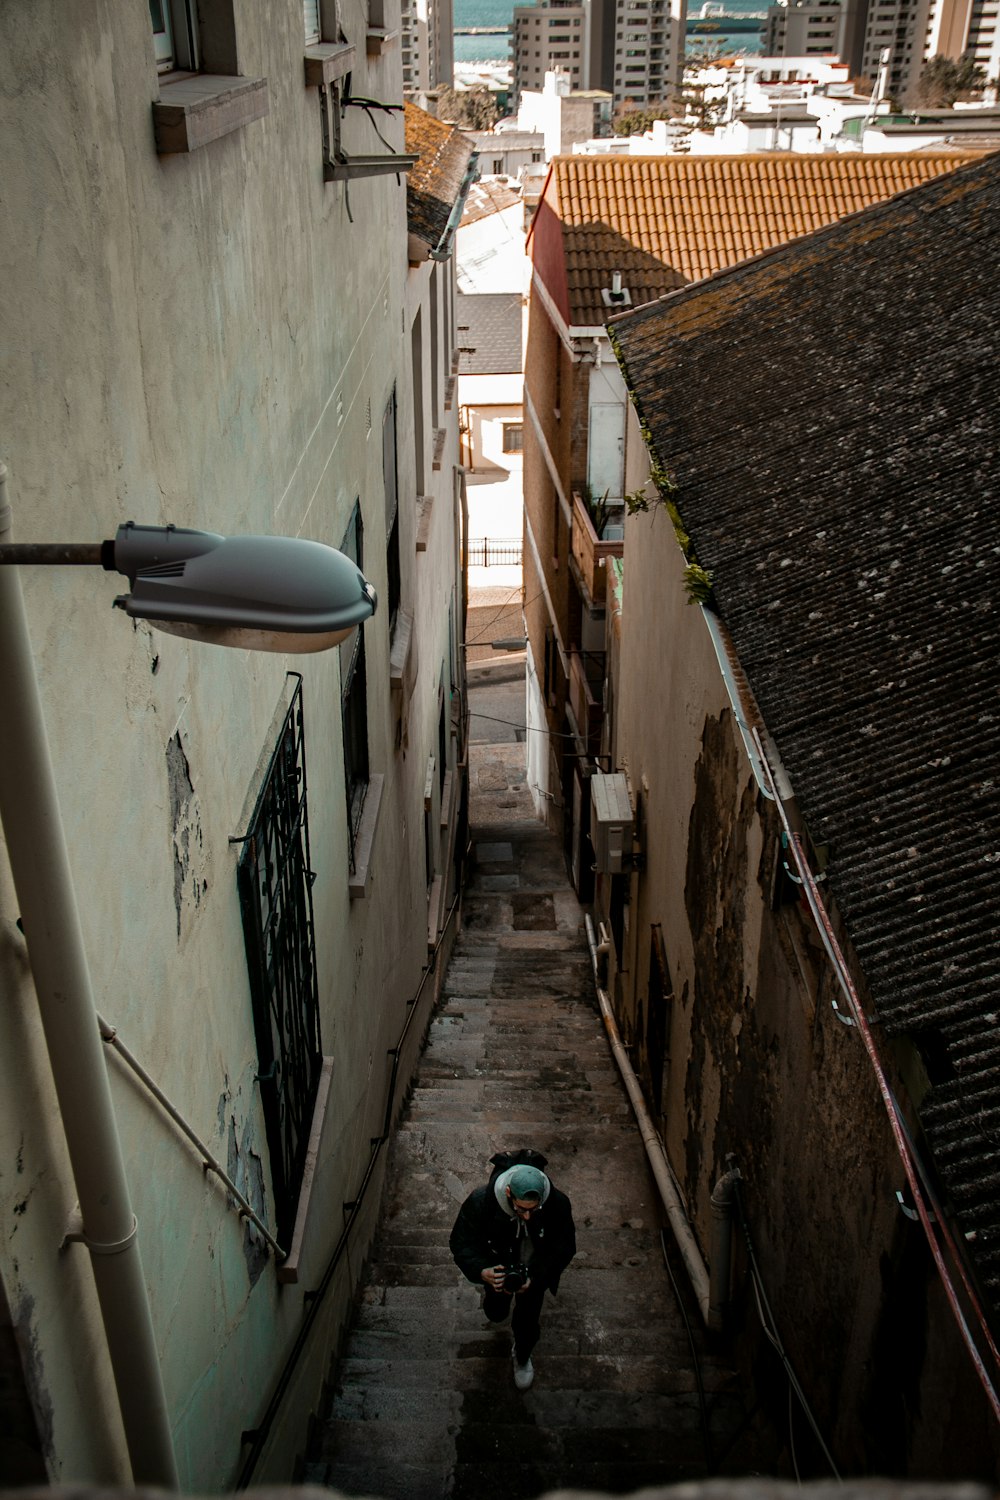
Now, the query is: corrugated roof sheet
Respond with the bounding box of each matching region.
[404,101,477,251]
[461,178,523,227]
[456,292,523,374]
[543,152,983,325]
[611,151,1000,1309]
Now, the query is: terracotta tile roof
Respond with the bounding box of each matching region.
[536,152,984,326]
[611,153,1000,1308]
[404,102,477,252]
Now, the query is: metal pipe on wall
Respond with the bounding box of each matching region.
[709,1167,741,1332]
[0,468,178,1486]
[584,912,713,1325]
[98,1015,285,1261]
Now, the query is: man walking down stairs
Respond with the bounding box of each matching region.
[309,730,763,1498]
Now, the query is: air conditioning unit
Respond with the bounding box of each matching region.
[590,772,633,874]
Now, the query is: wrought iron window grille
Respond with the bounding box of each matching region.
[234,675,322,1248]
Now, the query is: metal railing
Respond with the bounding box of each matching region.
[466,536,522,568]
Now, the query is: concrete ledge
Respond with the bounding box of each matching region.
[389,607,415,696]
[304,42,357,86]
[416,495,433,552]
[276,1056,334,1284]
[349,773,385,900]
[153,74,269,154]
[366,25,399,54]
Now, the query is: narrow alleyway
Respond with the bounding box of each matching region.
[310,683,764,1498]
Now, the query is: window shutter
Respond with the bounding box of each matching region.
[304,0,321,42]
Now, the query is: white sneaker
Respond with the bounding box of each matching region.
[512,1351,534,1391]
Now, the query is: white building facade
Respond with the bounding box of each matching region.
[0,1,468,1489]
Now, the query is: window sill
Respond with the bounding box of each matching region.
[390,607,417,698]
[366,26,399,54]
[431,427,447,471]
[153,73,269,154]
[416,496,433,553]
[349,773,385,900]
[276,1056,334,1284]
[304,41,357,85]
[427,874,446,949]
[440,767,454,829]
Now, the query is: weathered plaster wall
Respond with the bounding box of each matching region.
[0,0,464,1488]
[522,287,579,823]
[603,504,1000,1477]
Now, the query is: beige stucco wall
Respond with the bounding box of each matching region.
[600,501,1000,1476]
[0,0,464,1488]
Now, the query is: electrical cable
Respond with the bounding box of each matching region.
[468,710,580,739]
[660,1228,714,1474]
[464,582,532,644]
[341,90,404,155]
[733,1179,841,1481]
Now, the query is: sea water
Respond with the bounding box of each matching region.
[453,0,765,62]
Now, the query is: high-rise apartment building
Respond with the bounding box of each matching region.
[402,0,454,90]
[966,0,1000,75]
[513,0,595,103]
[766,0,868,71]
[513,0,684,109]
[612,0,686,105]
[768,0,994,104]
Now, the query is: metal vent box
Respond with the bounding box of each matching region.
[590,772,633,874]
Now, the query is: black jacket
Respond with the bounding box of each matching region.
[449,1182,576,1293]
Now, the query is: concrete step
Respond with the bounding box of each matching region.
[343,1320,714,1360]
[308,794,770,1494]
[332,1357,745,1403]
[371,1230,664,1269]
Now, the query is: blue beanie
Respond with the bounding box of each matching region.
[508,1165,546,1201]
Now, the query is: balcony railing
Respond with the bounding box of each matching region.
[568,649,605,752]
[571,492,625,610]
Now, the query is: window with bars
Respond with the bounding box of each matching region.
[383,389,401,634]
[340,502,370,861]
[236,677,321,1248]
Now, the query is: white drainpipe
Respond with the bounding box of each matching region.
[585,913,737,1331]
[0,468,178,1485]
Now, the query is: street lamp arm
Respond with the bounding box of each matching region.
[0,542,108,565]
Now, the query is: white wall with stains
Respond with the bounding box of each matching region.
[0,0,463,1487]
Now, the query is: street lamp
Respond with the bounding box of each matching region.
[0,519,379,651]
[0,470,377,1487]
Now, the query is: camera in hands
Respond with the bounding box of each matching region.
[502,1263,529,1293]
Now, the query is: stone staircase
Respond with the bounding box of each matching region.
[310,819,765,1499]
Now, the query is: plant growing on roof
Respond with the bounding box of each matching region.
[682,562,714,605]
[608,326,715,605]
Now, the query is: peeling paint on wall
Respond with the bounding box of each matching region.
[226,1118,269,1288]
[682,709,770,1203]
[166,731,209,942]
